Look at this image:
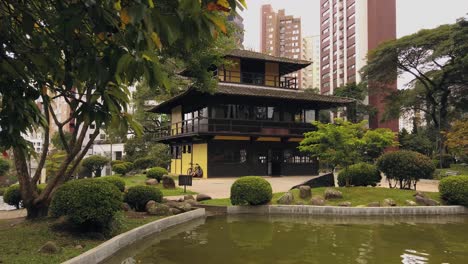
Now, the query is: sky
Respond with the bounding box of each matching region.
[241,0,468,50]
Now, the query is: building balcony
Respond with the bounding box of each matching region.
[152,117,316,142]
[218,70,298,89]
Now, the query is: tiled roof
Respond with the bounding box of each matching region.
[227,49,311,66]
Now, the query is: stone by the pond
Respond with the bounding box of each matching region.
[413,191,426,198]
[338,201,352,207]
[405,200,417,206]
[383,198,396,207]
[184,195,195,201]
[324,188,343,200]
[169,208,183,215]
[162,176,176,189]
[415,195,440,206]
[147,203,172,216]
[310,196,325,206]
[164,200,179,208]
[299,185,312,199]
[145,179,158,185]
[39,241,60,254]
[122,203,131,212]
[196,194,212,202]
[145,200,157,212]
[367,202,380,207]
[185,199,198,206]
[277,192,294,205]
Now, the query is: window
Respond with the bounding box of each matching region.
[90,124,95,129]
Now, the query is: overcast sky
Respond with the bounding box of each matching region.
[241,0,468,50]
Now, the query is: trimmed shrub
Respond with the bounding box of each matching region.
[3,185,21,209]
[50,179,122,232]
[0,158,11,177]
[377,150,435,189]
[0,187,6,196]
[100,176,126,192]
[124,186,163,211]
[133,157,155,170]
[439,176,468,206]
[146,167,168,183]
[81,155,109,177]
[230,176,272,206]
[338,163,381,187]
[433,154,454,169]
[111,160,124,166]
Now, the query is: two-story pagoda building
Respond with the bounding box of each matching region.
[150,50,354,178]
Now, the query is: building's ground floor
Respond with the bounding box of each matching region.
[169,136,318,178]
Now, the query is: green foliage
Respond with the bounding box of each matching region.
[337,163,382,187]
[133,157,155,170]
[3,185,22,209]
[146,167,168,182]
[0,187,6,196]
[81,155,109,177]
[439,176,468,206]
[230,176,273,206]
[112,164,129,176]
[45,151,67,183]
[377,150,435,189]
[124,186,163,212]
[433,154,455,169]
[333,82,376,121]
[0,158,11,177]
[446,119,468,157]
[399,129,434,157]
[51,132,72,151]
[50,179,122,232]
[100,176,126,192]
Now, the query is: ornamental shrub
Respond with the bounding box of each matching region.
[100,176,126,192]
[377,150,435,189]
[230,176,272,206]
[433,154,454,169]
[81,155,109,177]
[3,184,21,209]
[50,179,122,232]
[439,176,468,206]
[146,167,168,182]
[0,158,11,177]
[338,162,381,187]
[112,162,133,176]
[124,186,163,211]
[133,157,155,170]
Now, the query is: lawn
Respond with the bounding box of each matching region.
[201,187,442,207]
[0,213,163,264]
[120,174,196,196]
[434,164,468,179]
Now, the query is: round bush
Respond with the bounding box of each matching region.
[3,184,21,209]
[50,179,122,231]
[124,186,163,211]
[377,150,435,189]
[133,157,155,170]
[439,176,468,206]
[100,176,126,192]
[146,167,168,182]
[112,164,128,175]
[230,176,272,206]
[338,163,381,187]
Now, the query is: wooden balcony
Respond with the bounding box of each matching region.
[152,117,316,142]
[218,70,298,89]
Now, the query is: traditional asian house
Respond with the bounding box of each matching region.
[150,50,354,178]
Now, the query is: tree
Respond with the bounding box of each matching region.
[398,128,434,157]
[445,119,468,159]
[333,82,376,122]
[0,0,245,218]
[0,158,10,177]
[81,155,109,177]
[51,132,72,151]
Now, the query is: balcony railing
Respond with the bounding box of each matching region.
[152,117,315,140]
[218,70,298,89]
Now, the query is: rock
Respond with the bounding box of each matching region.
[367,202,380,207]
[147,203,172,216]
[405,200,417,206]
[39,241,60,254]
[170,208,183,215]
[382,198,396,207]
[164,200,179,208]
[277,191,294,205]
[338,201,352,207]
[184,195,195,201]
[196,194,212,202]
[185,199,198,206]
[299,185,312,199]
[310,196,325,206]
[122,203,131,212]
[74,245,83,249]
[121,257,137,264]
[145,179,158,185]
[145,200,157,212]
[162,175,176,189]
[413,191,426,198]
[324,188,343,200]
[415,195,440,206]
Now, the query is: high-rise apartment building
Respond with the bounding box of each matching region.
[228,12,245,48]
[261,5,302,87]
[319,0,398,131]
[302,35,321,89]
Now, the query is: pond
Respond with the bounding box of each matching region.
[104,214,468,264]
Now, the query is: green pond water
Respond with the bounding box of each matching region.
[105,215,468,264]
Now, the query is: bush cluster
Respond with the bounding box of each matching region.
[100,176,126,192]
[3,184,21,209]
[338,162,381,187]
[377,150,435,189]
[439,176,468,206]
[146,167,168,182]
[50,179,122,232]
[230,176,272,206]
[133,157,155,170]
[124,186,163,211]
[112,162,133,176]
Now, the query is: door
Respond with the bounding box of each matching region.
[268,149,282,176]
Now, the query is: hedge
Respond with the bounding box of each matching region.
[439,176,468,206]
[100,176,126,192]
[146,167,168,182]
[338,162,381,187]
[230,176,272,206]
[124,186,163,212]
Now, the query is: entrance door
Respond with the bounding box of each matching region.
[268,149,282,176]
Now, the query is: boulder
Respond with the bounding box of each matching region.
[382,198,396,207]
[162,176,176,189]
[38,241,60,254]
[196,194,212,202]
[177,202,192,212]
[367,202,380,207]
[185,199,198,206]
[415,195,440,206]
[74,245,84,249]
[277,191,294,205]
[184,195,195,201]
[405,200,417,206]
[310,196,325,206]
[145,179,158,185]
[121,203,131,212]
[338,201,352,207]
[169,208,183,215]
[324,188,343,200]
[145,200,157,212]
[413,191,426,198]
[299,185,312,199]
[164,200,179,208]
[147,203,172,216]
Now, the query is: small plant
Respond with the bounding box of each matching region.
[146,167,168,183]
[439,175,468,206]
[230,176,272,206]
[81,155,109,177]
[100,176,126,192]
[124,186,163,211]
[3,185,22,209]
[50,179,122,232]
[338,162,381,187]
[133,157,155,170]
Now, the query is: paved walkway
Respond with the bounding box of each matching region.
[379,177,439,192]
[0,209,26,220]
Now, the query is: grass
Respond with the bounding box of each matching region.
[434,164,468,179]
[120,174,196,196]
[201,187,442,207]
[0,213,163,264]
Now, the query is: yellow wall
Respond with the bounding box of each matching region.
[171,105,182,135]
[170,158,182,175]
[170,143,208,178]
[265,62,280,86]
[214,135,250,141]
[257,137,281,142]
[219,57,241,83]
